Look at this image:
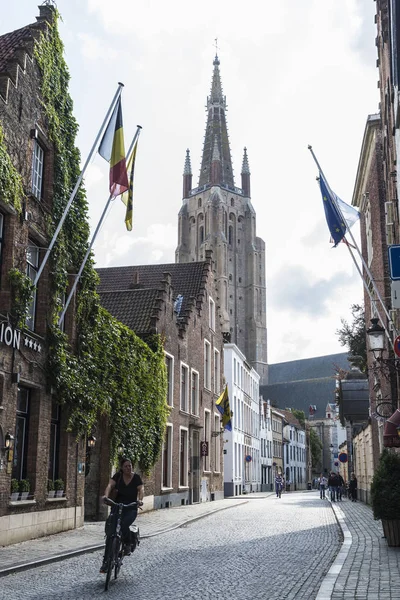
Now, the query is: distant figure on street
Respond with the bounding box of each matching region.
[318,473,328,499]
[349,472,358,502]
[328,471,340,502]
[275,473,284,498]
[337,473,345,501]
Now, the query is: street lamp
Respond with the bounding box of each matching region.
[366,318,385,360]
[4,432,14,449]
[85,434,96,477]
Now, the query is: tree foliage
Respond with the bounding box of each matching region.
[336,304,367,372]
[291,409,305,428]
[310,427,323,469]
[371,449,400,520]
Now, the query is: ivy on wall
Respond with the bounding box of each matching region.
[0,124,24,213]
[3,11,168,471]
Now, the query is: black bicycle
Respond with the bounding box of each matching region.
[103,498,141,591]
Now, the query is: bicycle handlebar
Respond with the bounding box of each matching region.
[103,497,143,509]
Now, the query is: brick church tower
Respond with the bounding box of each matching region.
[176,55,268,384]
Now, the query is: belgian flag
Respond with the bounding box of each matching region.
[99,97,129,197]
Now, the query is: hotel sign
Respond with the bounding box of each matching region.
[0,323,42,353]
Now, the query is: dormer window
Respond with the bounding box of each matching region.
[32,139,44,200]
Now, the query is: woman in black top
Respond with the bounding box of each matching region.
[100,458,144,573]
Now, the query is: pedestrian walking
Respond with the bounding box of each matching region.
[349,472,358,502]
[328,471,340,502]
[337,473,345,501]
[275,473,284,498]
[318,473,327,499]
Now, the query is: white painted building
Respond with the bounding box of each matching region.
[281,409,307,491]
[223,344,260,496]
[260,398,274,491]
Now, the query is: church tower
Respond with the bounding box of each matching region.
[176,55,268,384]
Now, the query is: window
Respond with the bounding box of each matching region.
[165,353,174,407]
[26,240,39,330]
[191,370,199,416]
[209,297,216,330]
[162,424,173,488]
[180,363,189,412]
[32,140,44,199]
[214,349,220,394]
[214,414,220,472]
[12,386,30,480]
[179,428,188,487]
[204,410,211,471]
[0,213,3,283]
[204,340,211,389]
[48,401,60,482]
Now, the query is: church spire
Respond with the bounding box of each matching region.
[198,55,234,188]
[241,147,251,197]
[182,148,192,198]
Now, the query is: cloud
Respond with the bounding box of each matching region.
[77,32,118,61]
[268,266,358,317]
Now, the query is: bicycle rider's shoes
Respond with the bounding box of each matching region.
[123,544,131,556]
[100,561,108,574]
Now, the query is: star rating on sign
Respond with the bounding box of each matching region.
[23,336,42,352]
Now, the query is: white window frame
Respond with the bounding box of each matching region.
[165,352,174,407]
[161,423,173,489]
[213,348,220,395]
[26,240,39,331]
[214,413,221,473]
[180,362,189,412]
[209,297,216,331]
[204,340,211,390]
[179,427,189,488]
[191,369,199,416]
[31,139,44,199]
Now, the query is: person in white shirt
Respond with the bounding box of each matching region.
[318,473,328,499]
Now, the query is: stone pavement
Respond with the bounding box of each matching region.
[0,495,251,577]
[316,495,400,600]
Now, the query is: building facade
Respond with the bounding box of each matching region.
[271,408,284,476]
[280,409,307,491]
[260,398,273,491]
[222,343,260,496]
[0,5,86,545]
[176,55,268,385]
[96,254,225,510]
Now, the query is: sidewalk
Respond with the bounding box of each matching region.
[0,496,251,577]
[317,496,400,600]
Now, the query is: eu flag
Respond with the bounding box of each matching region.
[319,173,347,247]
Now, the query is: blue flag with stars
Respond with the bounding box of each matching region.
[319,172,347,247]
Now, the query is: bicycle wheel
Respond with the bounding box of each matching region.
[104,536,118,591]
[105,556,113,591]
[113,537,122,580]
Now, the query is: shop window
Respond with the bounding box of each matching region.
[12,386,30,480]
[48,401,60,481]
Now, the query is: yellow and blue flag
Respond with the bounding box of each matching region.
[121,139,138,231]
[216,384,232,431]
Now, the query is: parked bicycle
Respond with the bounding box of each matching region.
[102,497,142,591]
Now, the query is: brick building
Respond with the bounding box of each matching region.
[95,252,224,513]
[0,5,85,545]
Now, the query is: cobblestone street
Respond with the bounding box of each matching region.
[0,493,340,600]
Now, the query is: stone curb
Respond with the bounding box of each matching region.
[315,500,352,600]
[0,499,249,578]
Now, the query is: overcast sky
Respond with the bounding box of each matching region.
[2,0,378,364]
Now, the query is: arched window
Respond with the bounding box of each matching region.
[230,198,234,207]
[228,226,233,245]
[199,225,204,244]
[223,211,227,237]
[198,198,202,208]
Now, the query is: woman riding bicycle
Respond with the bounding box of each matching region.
[100,457,144,573]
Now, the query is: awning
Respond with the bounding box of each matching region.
[383,408,400,448]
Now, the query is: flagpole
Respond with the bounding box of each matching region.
[58,125,142,327]
[345,240,394,348]
[308,145,396,336]
[34,82,125,287]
